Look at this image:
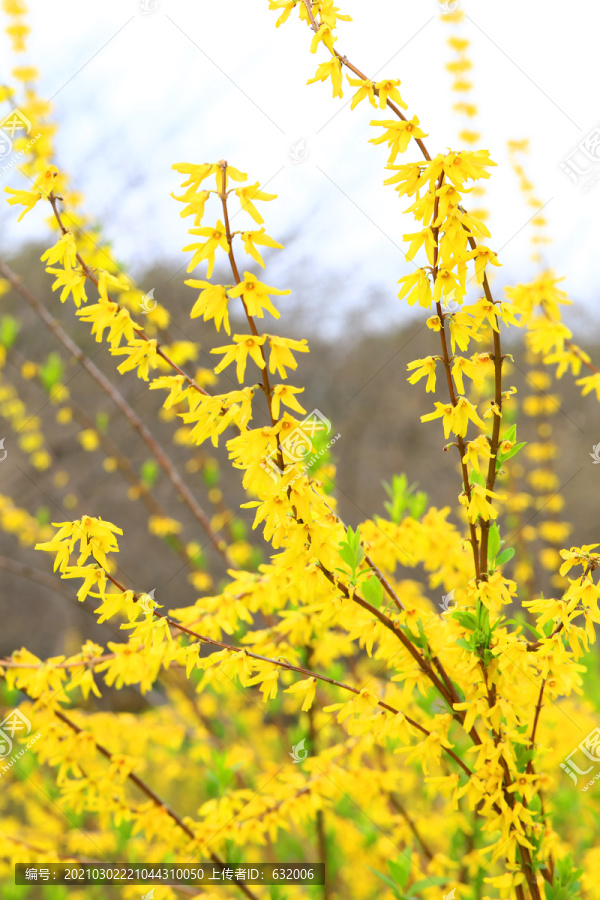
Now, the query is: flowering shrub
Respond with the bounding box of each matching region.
[0,2,599,900]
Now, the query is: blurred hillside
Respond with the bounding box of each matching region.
[1,243,598,685]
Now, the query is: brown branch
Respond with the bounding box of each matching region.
[50,707,259,900]
[431,172,481,580]
[96,566,474,778]
[0,259,235,569]
[46,194,211,398]
[526,679,545,775]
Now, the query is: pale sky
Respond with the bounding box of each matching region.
[1,0,598,336]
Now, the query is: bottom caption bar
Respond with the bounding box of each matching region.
[16,863,325,885]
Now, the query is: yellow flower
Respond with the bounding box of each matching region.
[407,356,438,393]
[462,434,494,474]
[235,183,277,225]
[421,397,485,438]
[11,65,39,82]
[397,268,432,308]
[20,361,37,379]
[451,354,486,393]
[172,161,246,193]
[285,677,317,711]
[211,334,267,383]
[78,429,100,452]
[77,302,136,348]
[307,57,343,98]
[373,78,407,109]
[464,245,501,284]
[171,189,210,225]
[576,372,600,400]
[404,227,436,265]
[384,162,424,196]
[370,116,426,163]
[268,0,297,27]
[148,516,182,536]
[451,396,486,436]
[433,267,464,306]
[5,165,58,220]
[46,266,87,307]
[463,483,504,523]
[40,233,78,268]
[182,220,229,276]
[309,22,336,54]
[347,77,377,109]
[5,185,41,220]
[267,335,309,379]
[35,515,123,571]
[441,149,496,187]
[270,384,306,419]
[420,401,454,438]
[111,338,160,381]
[241,229,283,268]
[185,280,230,334]
[228,272,290,320]
[97,270,130,303]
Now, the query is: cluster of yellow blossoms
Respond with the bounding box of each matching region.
[0,2,600,900]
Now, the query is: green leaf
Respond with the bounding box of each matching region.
[387,851,411,887]
[361,574,384,608]
[453,611,477,629]
[383,474,427,523]
[337,526,364,579]
[407,489,428,519]
[366,867,402,899]
[455,638,473,651]
[35,506,50,526]
[203,458,220,487]
[495,547,515,566]
[409,877,448,892]
[230,518,247,542]
[140,459,159,488]
[488,523,501,562]
[0,315,19,349]
[337,546,356,570]
[470,470,485,487]
[499,441,527,463]
[39,351,64,393]
[96,411,109,434]
[502,424,517,443]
